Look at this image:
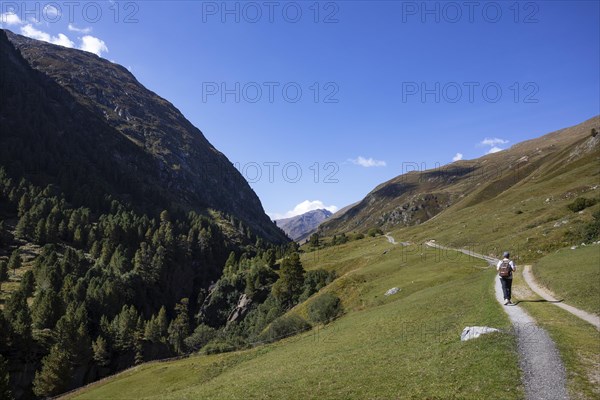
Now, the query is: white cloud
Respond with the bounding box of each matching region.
[68,23,92,34]
[349,156,387,168]
[80,35,108,57]
[20,24,75,48]
[43,4,61,18]
[0,12,23,26]
[481,137,509,147]
[452,153,464,162]
[487,146,503,154]
[271,200,338,220]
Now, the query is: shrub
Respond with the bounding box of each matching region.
[367,228,384,237]
[567,197,598,213]
[201,339,238,355]
[260,314,311,342]
[308,293,342,324]
[299,269,337,302]
[184,324,216,352]
[353,233,365,241]
[583,211,600,242]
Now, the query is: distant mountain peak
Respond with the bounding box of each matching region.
[275,209,333,241]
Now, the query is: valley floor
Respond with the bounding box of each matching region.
[66,236,522,400]
[64,237,600,400]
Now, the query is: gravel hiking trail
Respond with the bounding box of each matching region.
[425,241,569,400]
[384,234,410,246]
[522,265,600,330]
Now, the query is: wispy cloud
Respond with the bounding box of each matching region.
[480,137,509,147]
[349,156,386,168]
[270,200,338,220]
[43,4,61,19]
[452,153,464,162]
[6,14,108,58]
[68,23,92,34]
[80,35,109,57]
[0,12,23,26]
[20,24,75,48]
[479,137,509,154]
[487,146,503,154]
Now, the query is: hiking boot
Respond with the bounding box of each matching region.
[504,299,509,305]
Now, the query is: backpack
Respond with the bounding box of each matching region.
[498,260,512,277]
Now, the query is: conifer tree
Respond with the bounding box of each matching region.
[32,289,62,330]
[34,219,46,244]
[156,306,168,340]
[92,336,110,367]
[271,252,305,309]
[144,315,160,343]
[168,299,190,354]
[3,289,31,338]
[0,354,13,400]
[0,261,8,292]
[7,250,21,277]
[19,270,35,298]
[32,345,72,397]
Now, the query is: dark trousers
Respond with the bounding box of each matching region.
[500,277,513,300]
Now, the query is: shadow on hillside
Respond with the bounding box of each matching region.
[512,299,565,305]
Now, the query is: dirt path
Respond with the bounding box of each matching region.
[384,234,410,246]
[425,241,569,400]
[384,234,397,244]
[522,265,600,330]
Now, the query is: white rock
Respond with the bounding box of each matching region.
[460,326,500,342]
[384,287,400,296]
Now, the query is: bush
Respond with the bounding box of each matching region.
[260,314,311,342]
[308,293,342,324]
[367,228,384,237]
[201,339,238,355]
[299,269,337,302]
[184,324,216,352]
[583,211,600,242]
[567,197,598,213]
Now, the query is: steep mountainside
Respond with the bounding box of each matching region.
[275,209,332,241]
[320,116,600,236]
[0,29,291,399]
[2,29,286,244]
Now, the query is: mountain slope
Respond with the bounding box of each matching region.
[2,29,286,244]
[63,117,600,400]
[275,209,332,241]
[320,116,600,236]
[0,29,291,399]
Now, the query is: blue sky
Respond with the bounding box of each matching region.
[2,1,599,219]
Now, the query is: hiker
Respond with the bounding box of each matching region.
[497,251,516,305]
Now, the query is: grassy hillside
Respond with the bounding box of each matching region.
[531,245,600,316]
[387,144,599,263]
[321,116,599,241]
[66,238,522,399]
